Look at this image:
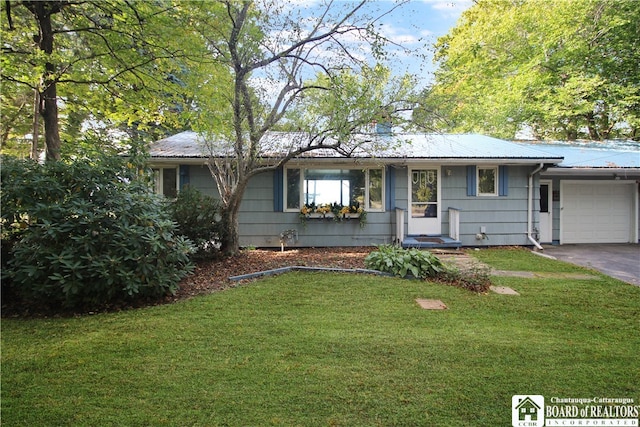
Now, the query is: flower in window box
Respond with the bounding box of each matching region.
[298,203,367,228]
[299,203,316,227]
[317,204,331,215]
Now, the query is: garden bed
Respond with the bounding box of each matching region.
[175,247,375,299]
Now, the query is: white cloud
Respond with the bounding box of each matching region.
[253,0,471,87]
[379,22,423,46]
[427,0,473,19]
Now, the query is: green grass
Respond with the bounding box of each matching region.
[2,249,640,426]
[468,247,587,272]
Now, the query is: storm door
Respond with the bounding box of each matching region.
[408,168,441,235]
[539,180,553,243]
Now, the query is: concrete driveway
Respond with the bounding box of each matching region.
[542,244,640,286]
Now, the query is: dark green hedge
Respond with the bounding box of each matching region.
[1,156,194,310]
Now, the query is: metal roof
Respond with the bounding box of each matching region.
[514,141,640,168]
[149,131,563,163]
[149,131,204,158]
[373,133,561,160]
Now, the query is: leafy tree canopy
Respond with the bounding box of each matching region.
[189,0,420,254]
[1,0,225,159]
[2,0,423,255]
[418,0,640,141]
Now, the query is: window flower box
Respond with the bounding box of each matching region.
[343,212,361,220]
[307,212,333,220]
[300,203,367,228]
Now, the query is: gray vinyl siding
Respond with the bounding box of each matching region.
[174,162,541,248]
[186,166,394,247]
[187,165,219,197]
[239,170,395,248]
[432,165,534,247]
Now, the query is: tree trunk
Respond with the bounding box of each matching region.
[566,117,578,141]
[585,112,601,140]
[209,158,252,256]
[25,1,62,161]
[219,201,241,256]
[41,81,61,161]
[31,89,39,160]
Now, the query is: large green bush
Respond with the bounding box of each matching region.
[166,186,223,260]
[1,156,194,310]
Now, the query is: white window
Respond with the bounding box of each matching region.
[286,168,301,210]
[153,167,178,198]
[285,167,384,211]
[477,167,497,196]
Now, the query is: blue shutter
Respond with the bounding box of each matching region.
[179,165,190,189]
[385,166,395,210]
[499,165,508,196]
[466,165,477,196]
[273,166,283,212]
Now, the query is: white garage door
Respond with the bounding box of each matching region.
[561,181,634,244]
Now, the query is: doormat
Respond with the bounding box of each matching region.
[414,237,445,243]
[416,299,448,310]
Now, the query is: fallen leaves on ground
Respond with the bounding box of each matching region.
[172,247,376,300]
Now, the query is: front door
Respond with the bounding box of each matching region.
[539,180,553,243]
[408,168,441,235]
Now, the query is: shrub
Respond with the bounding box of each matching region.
[166,186,223,260]
[1,155,194,310]
[364,244,492,292]
[437,262,492,293]
[365,244,443,279]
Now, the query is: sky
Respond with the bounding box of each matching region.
[270,0,473,88]
[244,0,473,130]
[368,0,473,84]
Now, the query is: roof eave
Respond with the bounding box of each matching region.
[148,155,563,166]
[256,156,564,165]
[149,157,208,165]
[380,157,562,165]
[542,166,640,176]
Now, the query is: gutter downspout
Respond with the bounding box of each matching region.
[528,163,545,250]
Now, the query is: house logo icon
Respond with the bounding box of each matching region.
[512,395,544,427]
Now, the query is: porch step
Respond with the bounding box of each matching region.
[402,235,462,249]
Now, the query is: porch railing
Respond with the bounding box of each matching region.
[448,207,460,241]
[394,208,405,245]
[395,207,460,243]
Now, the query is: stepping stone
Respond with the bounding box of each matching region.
[490,286,520,295]
[416,299,448,310]
[491,270,535,278]
[534,272,600,280]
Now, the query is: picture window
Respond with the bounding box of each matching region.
[285,167,383,211]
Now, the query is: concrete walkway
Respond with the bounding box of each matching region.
[435,250,602,283]
[437,245,640,286]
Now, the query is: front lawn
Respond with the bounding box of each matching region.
[2,249,639,426]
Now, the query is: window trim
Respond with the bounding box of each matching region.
[284,166,385,212]
[153,166,179,198]
[477,166,498,197]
